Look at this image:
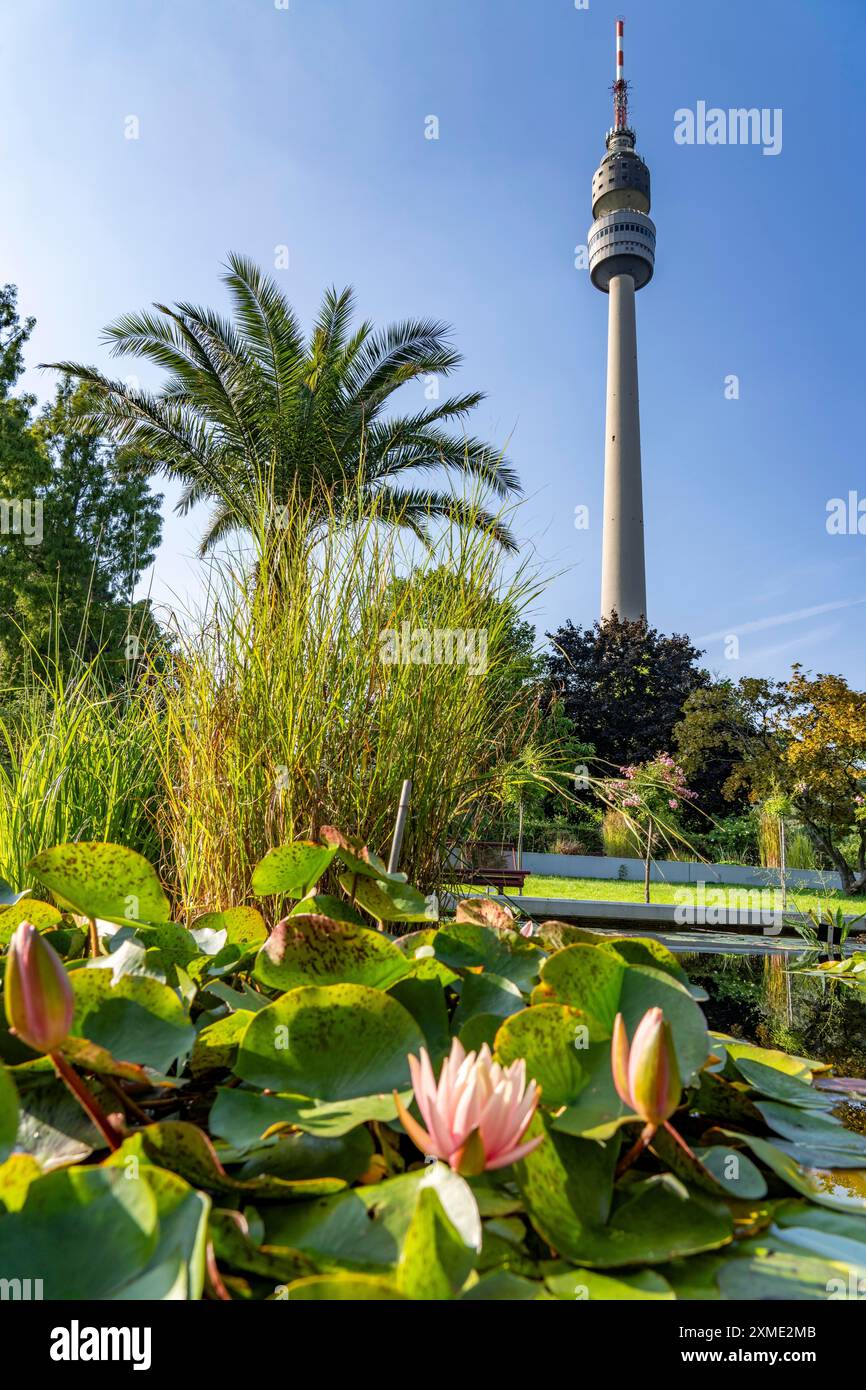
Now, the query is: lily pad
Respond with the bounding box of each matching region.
[0,899,63,943]
[396,1184,478,1299]
[210,1085,407,1145]
[70,971,195,1072]
[494,1006,588,1108]
[254,915,411,992]
[0,1067,18,1165]
[192,906,267,947]
[234,983,424,1100]
[339,873,433,923]
[27,841,171,925]
[251,843,336,898]
[433,921,542,990]
[139,1121,345,1199]
[453,972,524,1029]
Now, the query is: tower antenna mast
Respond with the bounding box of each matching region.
[613,18,629,131]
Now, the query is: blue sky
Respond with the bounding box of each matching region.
[2,0,865,683]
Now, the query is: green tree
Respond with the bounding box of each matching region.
[49,254,521,557]
[0,285,162,677]
[675,670,866,893]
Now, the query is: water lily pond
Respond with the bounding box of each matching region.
[3,835,866,1303]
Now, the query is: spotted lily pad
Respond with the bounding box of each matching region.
[251,843,336,898]
[254,915,412,992]
[27,841,171,926]
[234,983,424,1100]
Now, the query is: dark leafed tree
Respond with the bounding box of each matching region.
[0,285,162,677]
[544,615,709,775]
[47,255,521,556]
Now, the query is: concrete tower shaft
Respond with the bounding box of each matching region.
[589,19,654,622]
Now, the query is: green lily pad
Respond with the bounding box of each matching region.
[458,1013,503,1053]
[210,1085,407,1145]
[396,1184,478,1299]
[460,1270,550,1300]
[717,1247,863,1300]
[598,937,694,989]
[139,1121,345,1199]
[728,1056,834,1110]
[0,1165,158,1298]
[254,916,411,992]
[720,1130,866,1213]
[0,1068,18,1165]
[285,1274,407,1300]
[210,1208,319,1283]
[289,895,367,927]
[71,971,195,1072]
[517,1116,732,1268]
[234,983,424,1100]
[251,843,336,898]
[494,1006,588,1108]
[190,1011,254,1076]
[339,873,433,923]
[552,1042,632,1140]
[264,1163,480,1273]
[192,906,267,947]
[453,972,524,1029]
[27,841,171,925]
[433,921,542,990]
[650,1126,767,1199]
[232,1125,373,1184]
[0,899,63,943]
[536,947,709,1084]
[387,976,452,1065]
[544,1265,675,1300]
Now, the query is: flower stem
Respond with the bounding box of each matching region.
[87,916,99,958]
[663,1118,699,1162]
[615,1121,657,1179]
[50,1050,122,1151]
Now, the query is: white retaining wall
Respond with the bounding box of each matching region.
[520,851,843,892]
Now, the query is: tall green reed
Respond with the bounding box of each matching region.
[146,485,545,917]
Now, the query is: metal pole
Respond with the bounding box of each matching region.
[517,799,524,870]
[388,779,412,874]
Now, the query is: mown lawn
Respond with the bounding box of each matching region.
[459,874,866,916]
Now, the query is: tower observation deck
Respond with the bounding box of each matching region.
[589,19,655,622]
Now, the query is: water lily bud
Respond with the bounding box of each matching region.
[610,1007,681,1127]
[4,921,74,1053]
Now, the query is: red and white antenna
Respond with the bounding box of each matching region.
[613,18,629,130]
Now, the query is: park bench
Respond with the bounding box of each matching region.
[460,840,529,895]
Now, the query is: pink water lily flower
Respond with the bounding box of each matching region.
[394,1038,542,1175]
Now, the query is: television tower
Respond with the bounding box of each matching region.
[589,18,656,622]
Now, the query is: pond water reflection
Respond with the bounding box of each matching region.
[681,948,866,1075]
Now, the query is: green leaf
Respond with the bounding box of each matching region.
[0,1068,18,1165]
[192,906,267,947]
[209,1208,318,1284]
[720,1130,866,1213]
[139,1121,345,1200]
[728,1056,834,1110]
[460,1270,550,1300]
[290,895,367,927]
[551,1042,632,1141]
[650,1127,767,1199]
[453,971,524,1029]
[717,1247,864,1301]
[396,1185,478,1299]
[536,946,709,1084]
[190,1011,254,1076]
[0,899,63,943]
[433,921,542,990]
[494,1006,588,1108]
[387,976,452,1066]
[285,1274,407,1300]
[70,970,195,1071]
[517,1116,732,1267]
[544,1265,675,1300]
[0,1166,158,1298]
[339,873,433,923]
[264,1164,480,1273]
[251,843,336,898]
[254,915,411,992]
[232,1125,374,1185]
[0,1154,41,1211]
[234,983,424,1100]
[27,841,171,925]
[210,1085,406,1144]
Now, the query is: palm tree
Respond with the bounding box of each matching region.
[47,254,521,554]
